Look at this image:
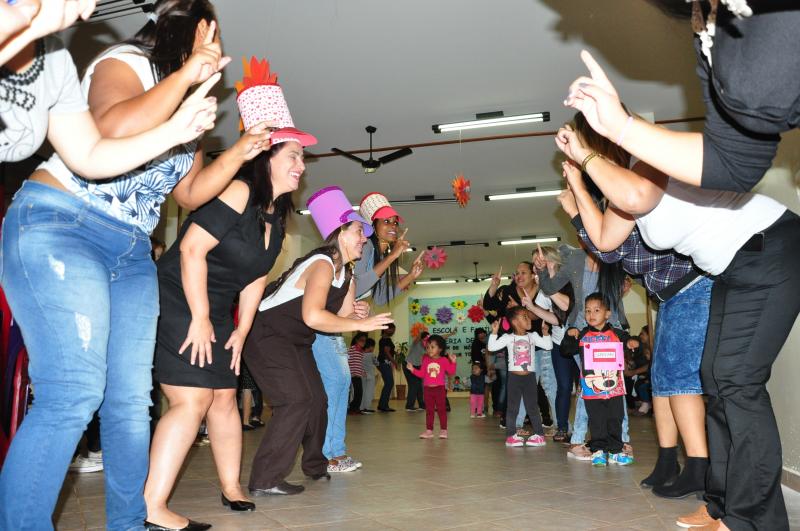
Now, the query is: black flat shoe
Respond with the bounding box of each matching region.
[249,418,265,428]
[144,520,211,531]
[249,481,305,496]
[308,472,331,480]
[242,424,255,431]
[221,493,255,511]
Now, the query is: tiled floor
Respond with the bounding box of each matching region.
[55,398,800,530]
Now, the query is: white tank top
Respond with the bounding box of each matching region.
[635,177,785,275]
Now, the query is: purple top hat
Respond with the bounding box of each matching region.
[306,186,374,240]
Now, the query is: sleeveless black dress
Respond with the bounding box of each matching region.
[154,183,284,388]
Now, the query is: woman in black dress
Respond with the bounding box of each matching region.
[145,130,316,530]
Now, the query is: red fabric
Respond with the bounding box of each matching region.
[423,385,447,430]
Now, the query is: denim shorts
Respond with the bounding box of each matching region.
[651,275,713,396]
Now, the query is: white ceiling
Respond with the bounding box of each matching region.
[65,0,704,281]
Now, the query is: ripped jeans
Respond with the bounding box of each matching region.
[0,181,156,531]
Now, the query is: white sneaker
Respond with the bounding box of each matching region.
[69,451,103,473]
[342,456,362,469]
[327,459,358,473]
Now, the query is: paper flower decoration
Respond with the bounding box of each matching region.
[451,299,466,310]
[436,307,453,324]
[452,174,471,207]
[410,322,429,340]
[420,304,430,316]
[467,304,485,323]
[409,300,421,315]
[422,315,436,325]
[424,246,448,269]
[456,313,466,324]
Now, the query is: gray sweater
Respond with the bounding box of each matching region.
[536,244,627,329]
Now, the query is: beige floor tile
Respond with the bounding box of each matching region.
[50,398,800,530]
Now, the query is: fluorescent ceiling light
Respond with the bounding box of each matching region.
[465,276,511,283]
[297,206,358,216]
[498,236,560,246]
[433,111,550,134]
[428,241,489,249]
[416,279,458,285]
[485,188,563,201]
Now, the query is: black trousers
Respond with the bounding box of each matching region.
[349,376,363,412]
[586,395,624,453]
[505,373,543,437]
[244,336,328,489]
[701,212,800,531]
[377,363,394,409]
[403,365,425,409]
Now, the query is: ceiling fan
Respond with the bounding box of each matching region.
[464,262,490,283]
[332,126,413,174]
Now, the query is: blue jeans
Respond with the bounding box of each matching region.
[516,350,558,428]
[0,182,156,531]
[311,334,351,458]
[651,276,712,396]
[570,353,630,444]
[550,343,576,431]
[377,363,394,409]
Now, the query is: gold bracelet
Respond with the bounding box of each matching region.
[581,152,600,173]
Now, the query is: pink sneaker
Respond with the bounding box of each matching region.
[419,430,434,439]
[439,430,448,439]
[505,434,525,447]
[526,434,546,447]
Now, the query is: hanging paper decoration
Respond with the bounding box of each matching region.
[467,304,485,323]
[452,173,471,207]
[423,246,448,269]
[410,322,429,340]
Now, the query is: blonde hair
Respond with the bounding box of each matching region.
[536,246,563,271]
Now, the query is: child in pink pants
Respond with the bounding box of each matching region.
[469,364,486,418]
[407,335,456,439]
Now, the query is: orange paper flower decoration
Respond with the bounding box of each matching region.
[424,246,448,269]
[235,56,278,95]
[410,322,429,340]
[452,173,471,207]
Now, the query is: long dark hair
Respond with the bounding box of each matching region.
[126,0,217,82]
[243,144,294,234]
[369,224,400,300]
[263,224,353,298]
[351,332,368,347]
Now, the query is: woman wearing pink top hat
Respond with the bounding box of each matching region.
[244,186,393,495]
[143,60,312,529]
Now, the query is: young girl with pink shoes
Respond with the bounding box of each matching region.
[407,335,456,439]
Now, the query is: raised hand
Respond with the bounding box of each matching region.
[179,318,216,368]
[533,244,546,270]
[180,20,231,86]
[169,73,220,142]
[233,120,277,161]
[390,228,411,258]
[554,124,590,164]
[491,319,500,335]
[557,185,579,218]
[490,266,503,290]
[24,0,96,39]
[447,353,457,364]
[0,1,40,43]
[521,288,534,311]
[564,50,628,141]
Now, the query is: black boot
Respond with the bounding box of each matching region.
[640,446,679,489]
[653,456,707,499]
